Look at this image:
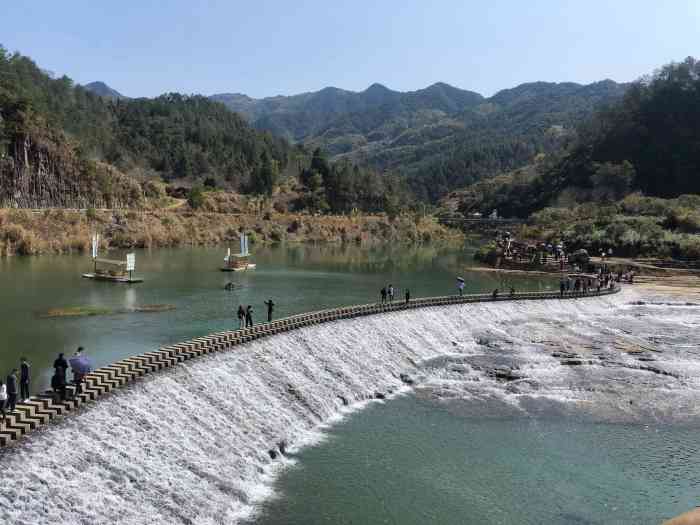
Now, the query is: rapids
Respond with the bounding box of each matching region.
[0,289,698,524]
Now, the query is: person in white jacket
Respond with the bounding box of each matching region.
[0,379,7,424]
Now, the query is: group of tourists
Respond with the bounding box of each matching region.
[0,357,30,423]
[380,284,411,304]
[0,347,90,425]
[559,274,616,297]
[236,299,276,328]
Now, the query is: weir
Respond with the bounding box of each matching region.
[0,287,620,449]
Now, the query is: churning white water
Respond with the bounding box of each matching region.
[1,289,698,524]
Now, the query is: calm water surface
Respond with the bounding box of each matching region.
[252,395,700,525]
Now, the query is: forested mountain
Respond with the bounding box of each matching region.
[83,81,127,100]
[444,58,700,258]
[0,45,411,212]
[0,45,293,207]
[213,80,627,201]
[448,57,700,218]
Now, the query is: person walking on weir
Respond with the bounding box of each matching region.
[51,368,67,402]
[457,277,465,296]
[237,305,246,329]
[264,299,275,323]
[70,347,89,396]
[20,357,30,402]
[245,305,254,327]
[405,289,410,304]
[388,284,394,302]
[0,379,7,424]
[6,369,18,412]
[380,287,387,304]
[54,353,68,380]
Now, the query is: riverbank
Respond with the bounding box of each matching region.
[0,209,463,256]
[469,254,700,296]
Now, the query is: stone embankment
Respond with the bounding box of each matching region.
[0,287,620,448]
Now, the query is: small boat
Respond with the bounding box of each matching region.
[82,235,143,283]
[221,234,256,272]
[82,258,144,283]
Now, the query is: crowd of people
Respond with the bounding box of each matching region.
[559,273,617,297]
[0,347,90,426]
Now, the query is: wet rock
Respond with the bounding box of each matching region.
[488,367,525,381]
[268,449,278,460]
[277,440,287,456]
[374,392,386,400]
[338,395,349,406]
[399,373,414,385]
[560,359,586,366]
[637,356,656,362]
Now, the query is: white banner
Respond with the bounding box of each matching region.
[91,234,100,259]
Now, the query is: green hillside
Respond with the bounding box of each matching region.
[213,79,626,202]
[445,57,700,258]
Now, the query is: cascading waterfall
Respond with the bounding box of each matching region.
[1,289,698,524]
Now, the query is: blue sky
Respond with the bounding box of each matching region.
[3,0,698,98]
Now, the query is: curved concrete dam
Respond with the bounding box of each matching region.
[3,287,699,524]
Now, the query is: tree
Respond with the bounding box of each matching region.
[591,161,636,202]
[187,186,205,209]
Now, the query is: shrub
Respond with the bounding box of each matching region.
[187,186,205,210]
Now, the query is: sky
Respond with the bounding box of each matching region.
[3,0,698,99]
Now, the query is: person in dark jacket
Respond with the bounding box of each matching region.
[6,369,18,412]
[20,357,30,401]
[51,369,67,402]
[54,353,68,382]
[237,305,246,329]
[245,305,253,328]
[380,287,387,304]
[264,299,275,323]
[405,289,410,304]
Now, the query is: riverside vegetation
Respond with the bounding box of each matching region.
[443,57,700,260]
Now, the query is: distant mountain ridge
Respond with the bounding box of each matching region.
[83,81,128,100]
[213,79,627,200]
[211,81,484,141]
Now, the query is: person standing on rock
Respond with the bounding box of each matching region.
[380,287,387,304]
[264,299,275,322]
[237,305,246,329]
[245,305,254,327]
[20,357,30,402]
[6,369,18,412]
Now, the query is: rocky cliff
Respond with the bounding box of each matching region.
[0,127,143,209]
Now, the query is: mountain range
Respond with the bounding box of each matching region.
[87,78,628,200]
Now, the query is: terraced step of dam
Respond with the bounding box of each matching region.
[0,287,620,448]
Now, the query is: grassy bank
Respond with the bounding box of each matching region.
[0,209,463,256]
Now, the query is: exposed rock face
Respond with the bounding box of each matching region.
[0,129,142,209]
